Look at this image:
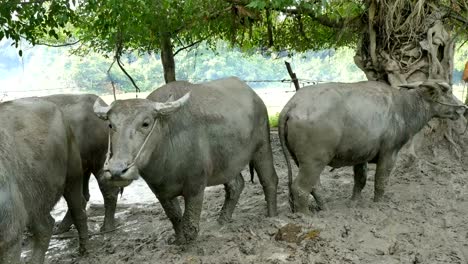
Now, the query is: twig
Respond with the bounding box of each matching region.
[173,38,206,56]
[458,39,468,50]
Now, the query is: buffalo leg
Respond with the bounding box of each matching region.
[374,152,397,202]
[96,176,120,232]
[291,161,326,214]
[63,185,88,255]
[252,143,278,217]
[218,173,245,224]
[64,144,89,255]
[351,163,368,201]
[0,232,22,264]
[180,191,205,243]
[158,197,183,242]
[28,214,54,264]
[54,171,91,234]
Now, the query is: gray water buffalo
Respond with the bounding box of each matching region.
[279,80,466,214]
[93,77,278,243]
[0,98,88,264]
[43,94,121,233]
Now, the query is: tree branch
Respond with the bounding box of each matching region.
[449,12,468,25]
[36,39,80,47]
[116,58,141,93]
[173,38,206,56]
[225,0,360,29]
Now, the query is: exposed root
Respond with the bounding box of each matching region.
[354,0,455,86]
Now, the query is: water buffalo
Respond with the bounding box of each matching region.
[93,77,278,243]
[43,94,121,233]
[279,80,466,214]
[0,98,88,264]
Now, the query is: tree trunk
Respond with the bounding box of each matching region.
[354,3,454,86]
[160,34,176,83]
[353,0,466,163]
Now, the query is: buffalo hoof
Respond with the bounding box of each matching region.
[99,221,116,233]
[347,197,363,208]
[53,221,72,235]
[373,195,386,203]
[79,245,88,256]
[217,216,232,225]
[168,233,186,245]
[315,203,327,211]
[294,207,313,216]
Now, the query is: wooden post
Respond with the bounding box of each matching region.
[285,61,300,91]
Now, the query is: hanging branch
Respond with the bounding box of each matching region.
[107,59,117,101]
[114,30,141,94]
[116,58,140,93]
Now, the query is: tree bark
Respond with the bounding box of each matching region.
[160,34,176,83]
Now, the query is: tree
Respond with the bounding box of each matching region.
[67,0,262,84]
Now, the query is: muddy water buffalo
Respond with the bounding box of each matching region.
[0,98,88,264]
[279,80,466,214]
[93,77,278,243]
[43,94,121,233]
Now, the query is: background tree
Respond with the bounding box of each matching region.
[69,0,263,84]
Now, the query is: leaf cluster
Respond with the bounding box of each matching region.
[0,0,76,55]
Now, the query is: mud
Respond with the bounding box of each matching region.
[39,131,468,264]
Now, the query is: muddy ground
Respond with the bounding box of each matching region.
[39,131,468,264]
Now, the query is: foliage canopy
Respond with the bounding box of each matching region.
[1,0,467,84]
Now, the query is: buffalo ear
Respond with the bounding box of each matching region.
[420,80,451,97]
[437,82,451,93]
[153,92,190,115]
[93,97,111,120]
[397,81,423,89]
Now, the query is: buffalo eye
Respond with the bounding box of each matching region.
[142,122,150,128]
[108,123,113,129]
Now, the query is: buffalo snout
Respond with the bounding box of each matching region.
[107,162,129,179]
[103,160,138,187]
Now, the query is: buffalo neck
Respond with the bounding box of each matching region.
[139,109,196,185]
[392,88,432,142]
